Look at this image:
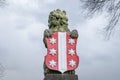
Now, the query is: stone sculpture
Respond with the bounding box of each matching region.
[43,9,79,80]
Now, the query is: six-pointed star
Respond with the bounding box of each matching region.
[49,60,56,67]
[49,38,56,44]
[68,49,75,56]
[68,38,75,45]
[50,48,56,56]
[69,59,76,67]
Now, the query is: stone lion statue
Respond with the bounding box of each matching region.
[43,9,78,76]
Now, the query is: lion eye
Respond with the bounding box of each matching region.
[56,17,59,20]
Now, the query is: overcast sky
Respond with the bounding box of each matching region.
[0,0,120,80]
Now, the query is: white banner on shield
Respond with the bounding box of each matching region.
[58,32,67,73]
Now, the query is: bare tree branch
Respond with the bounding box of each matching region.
[0,63,5,78]
[80,0,120,38]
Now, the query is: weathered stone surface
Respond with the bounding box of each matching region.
[44,74,78,80]
[43,9,79,76]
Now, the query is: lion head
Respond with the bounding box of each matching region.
[48,9,70,32]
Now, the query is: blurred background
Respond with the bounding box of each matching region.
[0,0,120,80]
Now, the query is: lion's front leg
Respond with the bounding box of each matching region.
[70,29,79,38]
[43,29,52,48]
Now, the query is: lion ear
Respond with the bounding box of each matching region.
[56,9,61,11]
[63,10,66,15]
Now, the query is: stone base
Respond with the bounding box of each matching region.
[44,74,78,80]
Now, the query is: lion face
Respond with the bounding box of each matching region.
[48,9,69,32]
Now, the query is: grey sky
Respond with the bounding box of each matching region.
[0,0,120,80]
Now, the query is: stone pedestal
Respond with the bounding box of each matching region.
[44,74,78,80]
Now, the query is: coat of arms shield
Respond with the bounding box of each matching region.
[45,32,79,73]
